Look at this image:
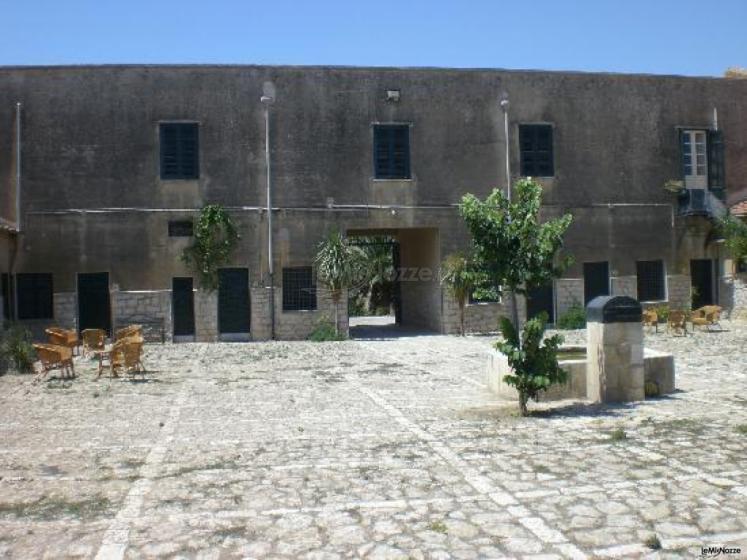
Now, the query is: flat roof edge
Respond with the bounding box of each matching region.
[0,63,737,81]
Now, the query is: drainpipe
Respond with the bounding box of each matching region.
[500,92,520,330]
[500,92,511,200]
[15,102,22,233]
[10,102,22,322]
[261,95,275,339]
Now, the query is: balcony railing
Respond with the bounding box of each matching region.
[677,188,727,219]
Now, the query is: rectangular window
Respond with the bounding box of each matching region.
[681,130,707,178]
[636,260,666,302]
[168,220,194,237]
[282,267,317,311]
[17,273,53,320]
[373,124,411,179]
[519,124,554,177]
[737,258,747,274]
[160,123,199,180]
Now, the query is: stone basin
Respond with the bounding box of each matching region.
[486,344,675,402]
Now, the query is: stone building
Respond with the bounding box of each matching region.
[0,65,745,340]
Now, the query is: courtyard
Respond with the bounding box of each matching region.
[0,323,746,559]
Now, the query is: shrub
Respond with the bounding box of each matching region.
[556,305,586,330]
[496,312,567,416]
[347,296,367,317]
[0,325,36,374]
[653,305,670,323]
[307,318,347,342]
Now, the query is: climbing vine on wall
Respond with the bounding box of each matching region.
[181,204,239,291]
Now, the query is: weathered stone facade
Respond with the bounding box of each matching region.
[555,278,584,319]
[666,274,691,310]
[52,292,77,330]
[194,291,218,342]
[274,288,348,341]
[112,290,172,342]
[249,286,272,341]
[722,272,747,320]
[1,65,745,338]
[610,276,637,299]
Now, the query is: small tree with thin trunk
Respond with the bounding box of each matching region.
[440,252,475,336]
[459,178,573,329]
[314,229,365,336]
[496,312,566,416]
[459,178,574,415]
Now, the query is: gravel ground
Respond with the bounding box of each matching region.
[0,321,746,559]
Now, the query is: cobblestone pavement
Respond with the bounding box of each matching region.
[0,322,746,559]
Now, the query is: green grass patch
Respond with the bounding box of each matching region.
[644,533,662,550]
[428,520,448,534]
[0,495,114,520]
[608,427,627,442]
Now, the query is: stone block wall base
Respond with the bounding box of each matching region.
[112,290,172,342]
[53,292,77,330]
[556,278,584,320]
[250,286,273,341]
[442,290,510,335]
[195,290,218,342]
[667,274,691,310]
[274,287,348,341]
[610,276,637,299]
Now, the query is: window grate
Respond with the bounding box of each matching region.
[636,260,665,302]
[373,124,411,179]
[519,124,554,177]
[282,267,317,311]
[160,123,199,180]
[168,220,194,237]
[17,273,53,320]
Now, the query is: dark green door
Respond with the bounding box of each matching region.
[218,268,250,334]
[172,277,195,337]
[690,259,715,309]
[526,284,555,323]
[78,272,111,335]
[584,262,610,305]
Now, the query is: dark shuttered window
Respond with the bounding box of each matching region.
[160,123,199,180]
[282,267,317,311]
[519,124,554,177]
[373,124,411,179]
[707,130,726,193]
[168,220,194,237]
[636,260,666,302]
[17,273,53,320]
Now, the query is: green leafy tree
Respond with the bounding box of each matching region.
[182,205,240,291]
[358,238,396,314]
[315,229,366,335]
[496,312,567,416]
[719,215,747,264]
[440,252,475,336]
[459,178,573,329]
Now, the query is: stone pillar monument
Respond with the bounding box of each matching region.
[585,296,644,403]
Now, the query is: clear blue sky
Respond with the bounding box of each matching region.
[1,0,745,76]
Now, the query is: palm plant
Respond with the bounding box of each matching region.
[315,229,366,335]
[440,252,474,336]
